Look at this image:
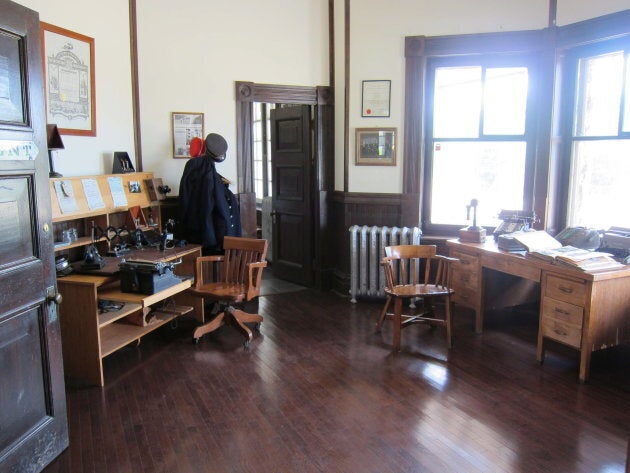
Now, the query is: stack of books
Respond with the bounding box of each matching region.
[512,231,625,272]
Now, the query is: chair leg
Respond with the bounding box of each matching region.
[225,307,263,346]
[375,296,391,332]
[193,311,226,342]
[445,297,453,349]
[392,297,402,352]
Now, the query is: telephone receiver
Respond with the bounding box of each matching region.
[555,226,600,250]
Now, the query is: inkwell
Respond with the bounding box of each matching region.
[459,198,487,243]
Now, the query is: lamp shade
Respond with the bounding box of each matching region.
[46,124,64,150]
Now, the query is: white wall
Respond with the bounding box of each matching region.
[16,0,135,177]
[556,0,630,25]
[136,0,329,195]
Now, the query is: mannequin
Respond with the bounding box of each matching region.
[178,133,241,253]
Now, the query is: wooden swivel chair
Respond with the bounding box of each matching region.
[188,236,268,347]
[376,244,458,352]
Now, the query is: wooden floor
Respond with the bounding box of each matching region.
[45,288,629,473]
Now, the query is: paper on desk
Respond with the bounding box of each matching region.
[82,178,105,210]
[107,176,128,208]
[53,180,78,214]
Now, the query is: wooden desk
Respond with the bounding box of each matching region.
[57,244,203,386]
[447,239,630,382]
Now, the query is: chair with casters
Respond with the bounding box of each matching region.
[376,244,458,352]
[188,236,268,347]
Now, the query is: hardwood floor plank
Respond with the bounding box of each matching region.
[44,289,629,473]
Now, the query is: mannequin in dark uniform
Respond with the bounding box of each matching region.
[178,133,241,254]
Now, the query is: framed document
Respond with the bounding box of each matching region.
[172,112,204,158]
[355,127,397,166]
[362,80,391,117]
[41,23,96,136]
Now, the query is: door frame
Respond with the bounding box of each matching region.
[235,81,334,289]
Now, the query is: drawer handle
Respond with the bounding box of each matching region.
[553,326,568,336]
[558,286,573,294]
[460,294,469,301]
[460,260,470,265]
[554,307,570,315]
[462,276,470,283]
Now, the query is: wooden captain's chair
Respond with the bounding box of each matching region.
[376,244,458,352]
[188,236,268,347]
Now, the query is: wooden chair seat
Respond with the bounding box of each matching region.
[376,244,458,352]
[187,236,268,347]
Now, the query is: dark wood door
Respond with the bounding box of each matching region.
[0,2,68,472]
[270,105,313,286]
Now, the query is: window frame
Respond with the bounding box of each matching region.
[403,10,630,237]
[556,36,630,229]
[422,53,539,235]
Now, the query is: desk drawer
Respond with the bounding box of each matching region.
[542,296,583,327]
[451,269,479,291]
[450,250,479,268]
[541,316,582,348]
[451,285,477,307]
[545,274,587,306]
[481,254,540,282]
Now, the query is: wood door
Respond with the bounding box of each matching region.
[270,105,313,286]
[0,2,68,472]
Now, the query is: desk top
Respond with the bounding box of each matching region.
[61,244,202,282]
[447,239,630,282]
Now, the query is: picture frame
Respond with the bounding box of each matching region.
[172,112,204,158]
[41,22,96,136]
[355,127,397,166]
[361,80,391,117]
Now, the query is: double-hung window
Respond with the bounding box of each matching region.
[423,55,535,233]
[564,38,630,229]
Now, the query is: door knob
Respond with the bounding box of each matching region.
[46,287,63,305]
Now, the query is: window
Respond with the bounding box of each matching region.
[424,56,535,232]
[252,102,274,202]
[564,40,630,229]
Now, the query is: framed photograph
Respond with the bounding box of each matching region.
[355,127,397,166]
[362,80,391,117]
[41,22,96,136]
[172,112,204,158]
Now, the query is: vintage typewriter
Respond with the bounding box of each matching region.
[119,258,183,295]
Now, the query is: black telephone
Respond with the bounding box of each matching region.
[493,210,536,240]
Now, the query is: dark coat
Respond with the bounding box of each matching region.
[178,157,241,253]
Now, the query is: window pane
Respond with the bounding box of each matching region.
[574,51,624,137]
[430,141,526,226]
[623,54,630,133]
[433,67,481,138]
[483,67,528,135]
[567,139,630,228]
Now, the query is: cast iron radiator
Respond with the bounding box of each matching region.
[348,225,422,303]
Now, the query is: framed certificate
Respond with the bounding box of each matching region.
[362,80,391,117]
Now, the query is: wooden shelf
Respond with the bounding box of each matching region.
[100,311,179,357]
[54,236,108,252]
[98,302,143,328]
[99,279,192,307]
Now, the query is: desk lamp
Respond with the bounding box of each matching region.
[46,124,64,178]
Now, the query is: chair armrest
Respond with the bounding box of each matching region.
[246,260,268,300]
[435,255,459,264]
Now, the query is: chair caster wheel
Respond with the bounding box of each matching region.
[254,322,261,332]
[193,337,199,345]
[243,340,250,349]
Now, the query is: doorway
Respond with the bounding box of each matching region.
[235,82,334,290]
